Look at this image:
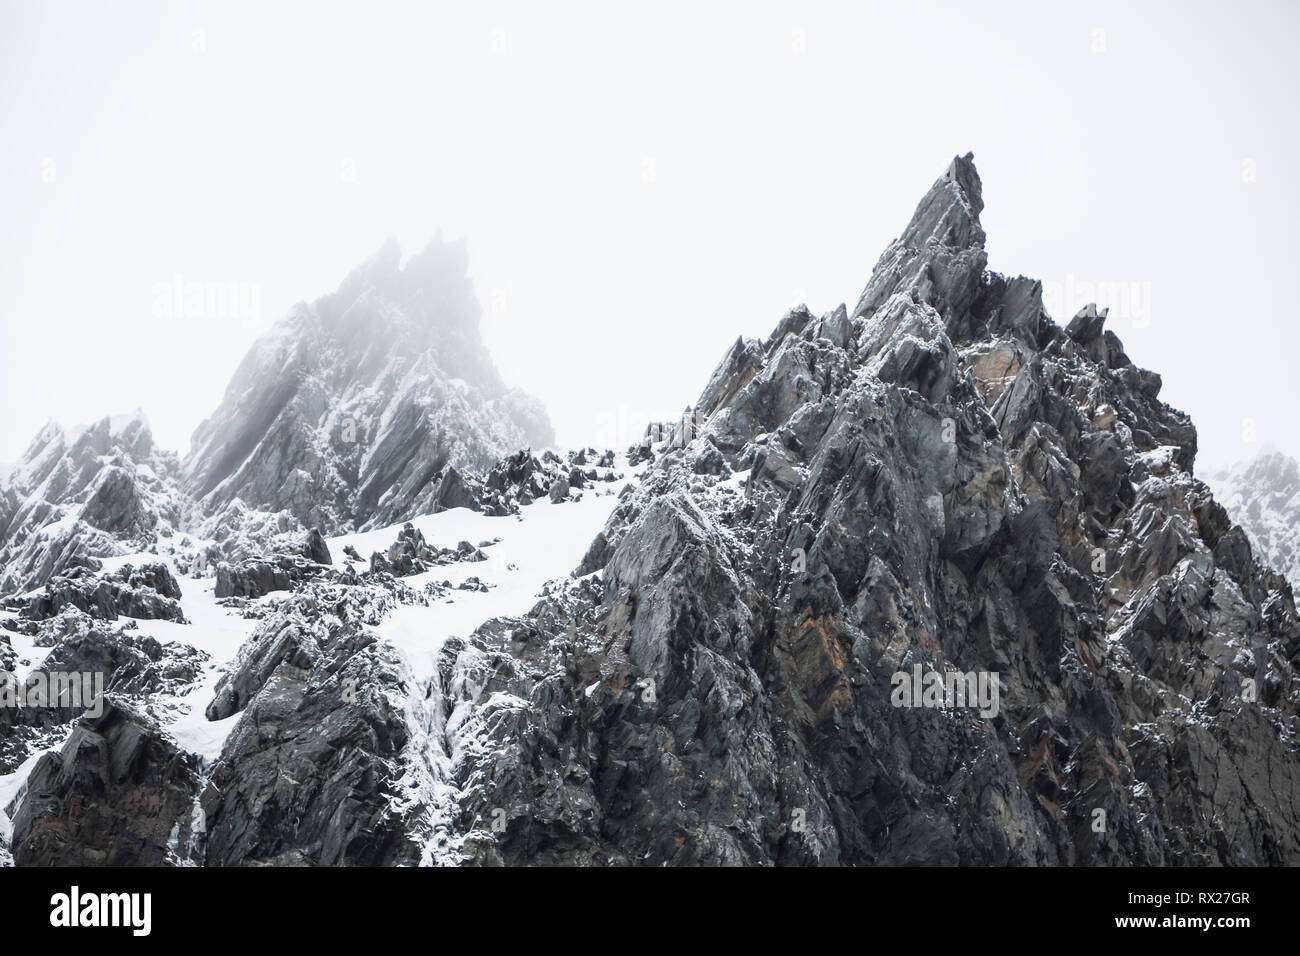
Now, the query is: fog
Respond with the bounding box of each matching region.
[3,0,1298,471]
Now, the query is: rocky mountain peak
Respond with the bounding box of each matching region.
[903,149,985,246]
[182,237,552,532]
[8,411,154,494]
[329,235,476,342]
[0,409,183,595]
[854,153,989,327]
[1236,448,1299,487]
[2,154,1296,870]
[449,153,1299,865]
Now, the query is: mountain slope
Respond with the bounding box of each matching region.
[183,236,553,533]
[2,156,1297,867]
[0,412,187,595]
[424,154,1300,865]
[0,237,554,601]
[1209,450,1300,588]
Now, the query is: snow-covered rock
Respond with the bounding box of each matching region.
[0,412,188,595]
[1208,449,1300,588]
[3,156,1298,868]
[183,236,554,533]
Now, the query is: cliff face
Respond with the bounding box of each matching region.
[2,156,1297,867]
[434,155,1300,865]
[182,236,553,534]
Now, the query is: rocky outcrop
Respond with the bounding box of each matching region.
[429,466,481,513]
[6,702,206,866]
[200,584,424,865]
[36,626,206,700]
[182,237,554,534]
[195,498,306,566]
[420,448,619,517]
[367,529,491,578]
[214,554,338,600]
[0,608,207,754]
[416,155,1300,866]
[0,412,188,596]
[18,562,186,623]
[376,524,433,576]
[302,529,332,566]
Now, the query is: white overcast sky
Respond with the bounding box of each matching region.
[2,0,1298,472]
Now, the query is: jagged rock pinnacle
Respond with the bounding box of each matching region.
[854,153,988,321]
[182,238,553,532]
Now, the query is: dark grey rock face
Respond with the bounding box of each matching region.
[303,529,332,566]
[430,466,481,513]
[182,237,554,534]
[0,607,209,793]
[199,584,423,866]
[422,155,1300,866]
[7,702,206,866]
[214,554,339,599]
[36,626,206,700]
